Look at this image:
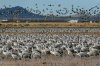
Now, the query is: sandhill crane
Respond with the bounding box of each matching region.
[50,48,63,56]
[81,46,89,52]
[2,50,11,58]
[18,50,23,58]
[87,50,99,56]
[11,50,19,60]
[76,52,89,57]
[21,51,31,59]
[73,46,81,53]
[0,45,3,53]
[31,49,41,58]
[66,47,75,56]
[92,44,100,50]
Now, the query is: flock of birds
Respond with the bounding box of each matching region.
[0,27,100,33]
[0,4,100,18]
[0,33,100,60]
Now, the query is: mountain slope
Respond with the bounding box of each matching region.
[0,6,44,19]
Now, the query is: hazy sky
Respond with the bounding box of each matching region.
[0,0,100,15]
[0,0,100,8]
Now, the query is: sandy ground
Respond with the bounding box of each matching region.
[0,54,100,66]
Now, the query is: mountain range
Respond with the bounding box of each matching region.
[0,6,45,19]
[0,6,100,22]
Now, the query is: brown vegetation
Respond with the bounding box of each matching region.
[0,22,100,28]
[0,55,100,66]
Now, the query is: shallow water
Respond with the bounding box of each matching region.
[0,27,100,33]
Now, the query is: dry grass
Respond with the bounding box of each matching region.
[0,22,100,28]
[0,55,100,66]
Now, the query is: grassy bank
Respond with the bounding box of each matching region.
[0,22,100,28]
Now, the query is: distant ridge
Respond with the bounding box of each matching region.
[0,6,100,22]
[0,6,44,19]
[0,6,69,22]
